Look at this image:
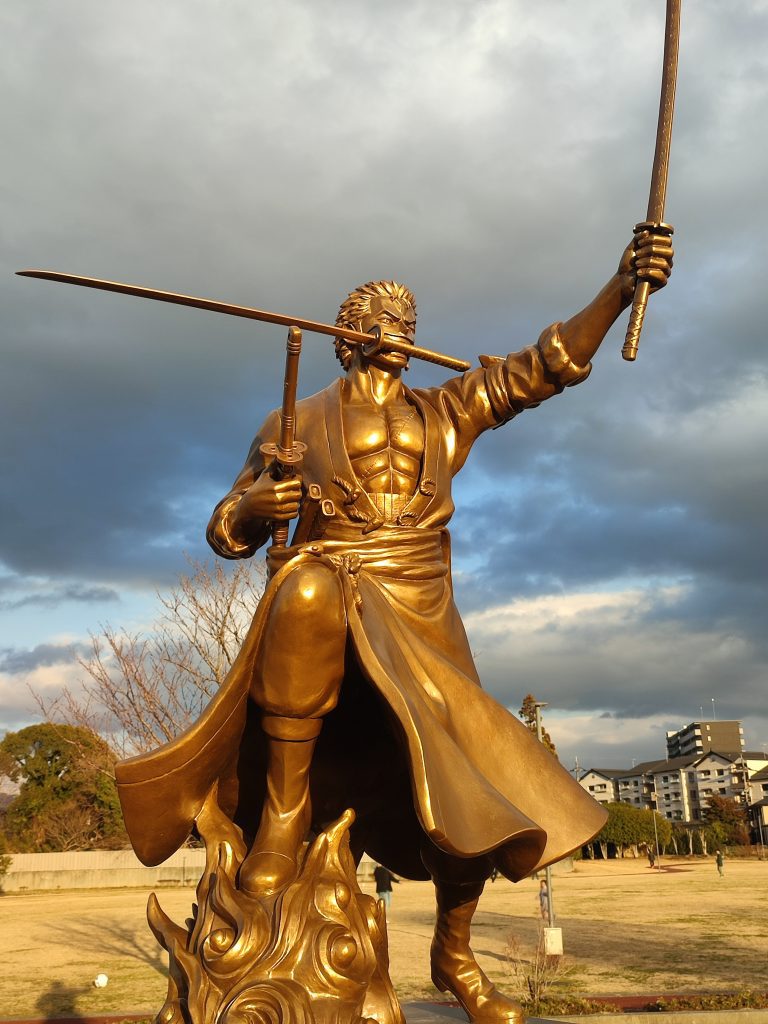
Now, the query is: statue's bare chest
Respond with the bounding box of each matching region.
[341,398,425,498]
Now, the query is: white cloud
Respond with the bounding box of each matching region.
[466,580,767,766]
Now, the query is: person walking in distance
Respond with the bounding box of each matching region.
[373,863,400,912]
[538,879,550,922]
[715,849,725,878]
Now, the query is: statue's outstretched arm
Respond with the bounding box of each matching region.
[558,229,674,368]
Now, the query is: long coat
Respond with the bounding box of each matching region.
[116,329,607,880]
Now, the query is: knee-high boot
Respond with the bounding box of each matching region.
[238,714,321,896]
[431,879,524,1023]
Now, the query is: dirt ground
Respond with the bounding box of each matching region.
[2,856,767,1019]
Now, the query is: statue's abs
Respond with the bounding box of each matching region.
[342,395,425,522]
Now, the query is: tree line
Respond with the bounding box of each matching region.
[588,796,750,859]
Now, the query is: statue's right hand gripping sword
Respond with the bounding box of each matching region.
[260,326,306,549]
[622,0,682,362]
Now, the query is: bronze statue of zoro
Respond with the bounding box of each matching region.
[19,4,680,1022]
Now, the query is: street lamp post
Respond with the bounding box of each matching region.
[651,801,661,871]
[533,701,555,928]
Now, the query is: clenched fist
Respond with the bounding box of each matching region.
[236,473,303,525]
[618,228,674,303]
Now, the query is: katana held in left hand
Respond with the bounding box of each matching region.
[259,326,306,550]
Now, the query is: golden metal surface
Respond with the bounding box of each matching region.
[16,270,471,372]
[260,328,305,550]
[622,0,682,361]
[111,253,673,1020]
[149,795,401,1024]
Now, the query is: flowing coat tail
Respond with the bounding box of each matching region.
[116,532,607,881]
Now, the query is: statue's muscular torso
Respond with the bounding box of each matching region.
[341,391,425,522]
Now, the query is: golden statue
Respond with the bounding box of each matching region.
[16,7,681,1017]
[109,229,673,1023]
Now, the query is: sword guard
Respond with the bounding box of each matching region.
[362,324,384,359]
[260,440,307,473]
[633,221,674,237]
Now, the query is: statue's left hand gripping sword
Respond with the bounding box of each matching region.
[622,0,682,362]
[260,326,306,551]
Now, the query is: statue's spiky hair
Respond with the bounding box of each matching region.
[334,280,416,368]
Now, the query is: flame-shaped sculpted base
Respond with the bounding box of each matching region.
[148,791,403,1024]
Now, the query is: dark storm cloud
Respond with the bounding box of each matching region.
[0,642,89,675]
[0,582,119,610]
[2,1,767,758]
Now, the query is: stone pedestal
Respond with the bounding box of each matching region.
[402,1002,468,1024]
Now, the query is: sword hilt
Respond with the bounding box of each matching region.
[261,327,306,549]
[622,221,674,362]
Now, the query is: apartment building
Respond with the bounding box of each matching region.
[579,749,768,823]
[748,765,768,805]
[746,767,768,844]
[666,720,744,758]
[614,760,661,810]
[577,769,623,805]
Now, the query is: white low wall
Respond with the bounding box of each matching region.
[2,849,377,893]
[1,850,565,893]
[3,848,207,892]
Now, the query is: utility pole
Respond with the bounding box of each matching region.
[651,797,662,872]
[533,701,555,928]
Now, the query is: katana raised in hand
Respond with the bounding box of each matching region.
[15,269,471,373]
[623,0,682,362]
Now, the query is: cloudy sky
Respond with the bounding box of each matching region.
[2,0,766,772]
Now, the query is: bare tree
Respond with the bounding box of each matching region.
[37,559,266,759]
[31,800,104,852]
[504,930,573,1016]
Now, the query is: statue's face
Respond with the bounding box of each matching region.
[358,296,416,371]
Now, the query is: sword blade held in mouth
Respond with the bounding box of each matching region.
[16,269,471,373]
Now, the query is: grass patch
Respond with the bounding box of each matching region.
[2,858,767,1017]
